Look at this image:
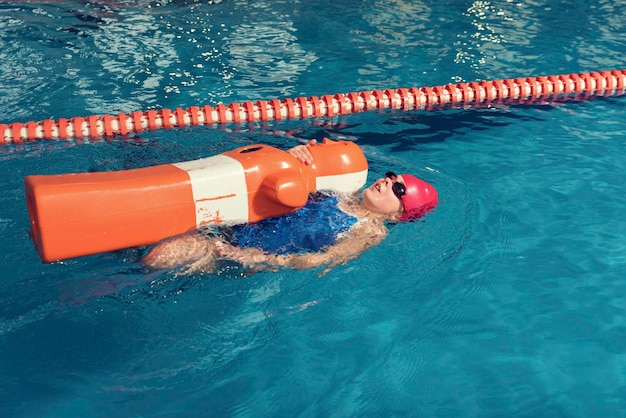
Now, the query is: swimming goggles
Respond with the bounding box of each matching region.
[385,172,406,200]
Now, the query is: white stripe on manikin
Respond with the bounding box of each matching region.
[316,169,368,193]
[174,155,249,226]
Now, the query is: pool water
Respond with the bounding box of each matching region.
[2,0,626,416]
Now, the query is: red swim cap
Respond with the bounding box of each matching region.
[399,174,438,221]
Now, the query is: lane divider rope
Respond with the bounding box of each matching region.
[2,69,625,145]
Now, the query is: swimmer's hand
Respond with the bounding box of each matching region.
[288,139,316,165]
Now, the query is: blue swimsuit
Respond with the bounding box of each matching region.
[227,192,358,255]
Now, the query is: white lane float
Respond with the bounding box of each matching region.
[2,69,625,144]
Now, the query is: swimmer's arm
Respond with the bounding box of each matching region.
[284,222,387,270]
[219,222,387,271]
[214,241,287,271]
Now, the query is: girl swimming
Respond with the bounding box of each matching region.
[142,139,438,273]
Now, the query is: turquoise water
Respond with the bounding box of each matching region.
[2,1,626,417]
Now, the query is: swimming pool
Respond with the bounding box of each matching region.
[2,0,626,416]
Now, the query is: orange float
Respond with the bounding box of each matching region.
[25,138,368,262]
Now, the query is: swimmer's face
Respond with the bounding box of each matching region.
[362,173,404,214]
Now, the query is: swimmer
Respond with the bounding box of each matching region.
[142,139,438,274]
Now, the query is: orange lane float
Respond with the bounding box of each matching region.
[2,69,625,145]
[25,138,368,262]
